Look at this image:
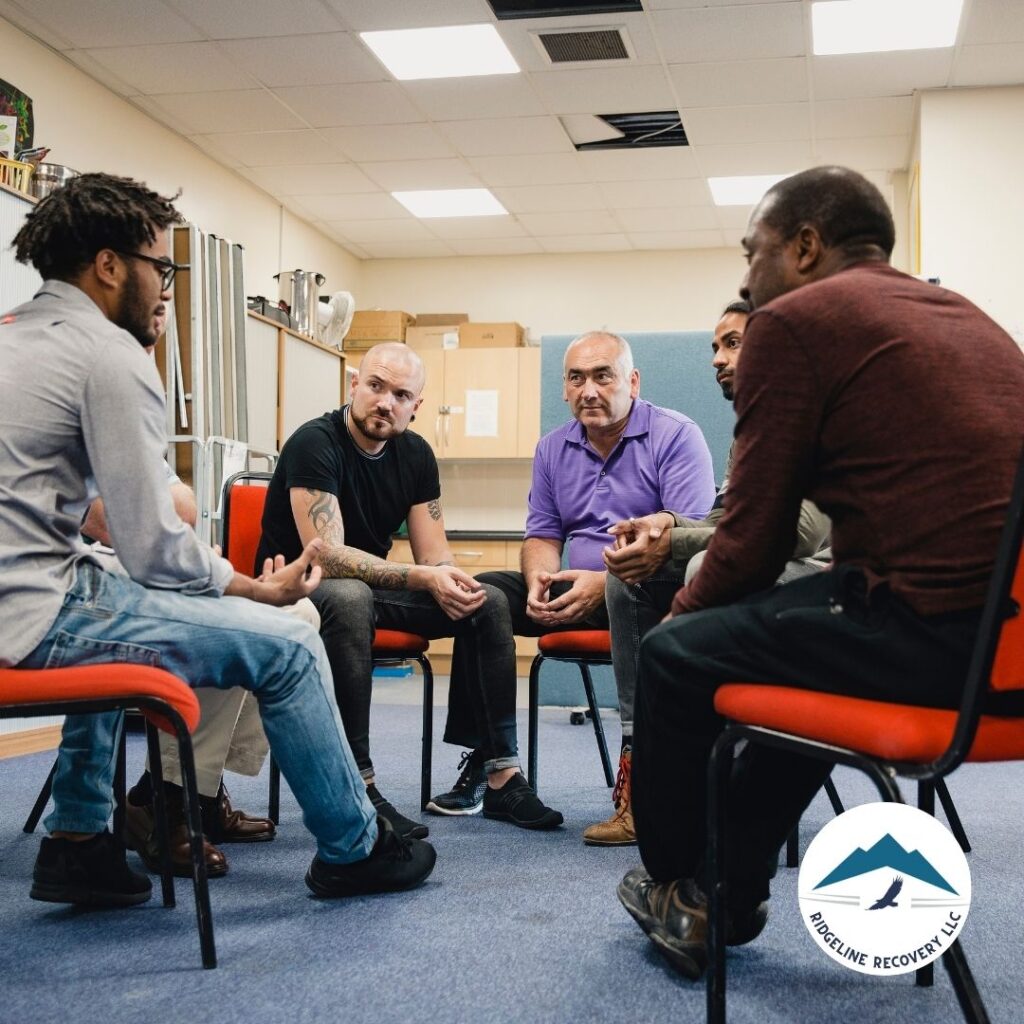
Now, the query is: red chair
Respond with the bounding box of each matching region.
[2,664,215,968]
[527,630,615,792]
[705,448,1024,1024]
[220,472,436,816]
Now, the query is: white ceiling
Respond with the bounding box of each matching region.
[3,0,1022,260]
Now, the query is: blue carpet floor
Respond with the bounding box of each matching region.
[2,703,1021,1024]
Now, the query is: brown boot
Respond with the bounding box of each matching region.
[583,749,637,846]
[201,782,276,844]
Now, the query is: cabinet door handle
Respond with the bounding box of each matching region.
[435,414,442,448]
[454,550,484,560]
[444,409,451,447]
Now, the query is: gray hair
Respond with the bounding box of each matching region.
[563,331,634,377]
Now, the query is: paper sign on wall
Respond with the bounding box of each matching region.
[465,390,499,437]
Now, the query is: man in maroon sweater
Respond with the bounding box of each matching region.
[617,165,1024,979]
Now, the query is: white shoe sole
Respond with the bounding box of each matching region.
[425,799,484,816]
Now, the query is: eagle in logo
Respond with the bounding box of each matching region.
[867,875,903,910]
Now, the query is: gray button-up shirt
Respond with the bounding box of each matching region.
[0,280,233,666]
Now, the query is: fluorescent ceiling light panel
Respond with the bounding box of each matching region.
[392,189,508,219]
[812,0,963,56]
[360,24,519,80]
[708,174,791,207]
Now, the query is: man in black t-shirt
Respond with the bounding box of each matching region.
[258,343,562,837]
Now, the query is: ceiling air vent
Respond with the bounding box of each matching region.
[538,28,628,63]
[487,1,643,19]
[573,111,688,152]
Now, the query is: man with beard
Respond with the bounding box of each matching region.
[2,173,435,907]
[257,342,564,835]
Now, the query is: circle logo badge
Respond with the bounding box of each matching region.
[797,802,971,976]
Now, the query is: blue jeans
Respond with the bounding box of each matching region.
[19,562,377,864]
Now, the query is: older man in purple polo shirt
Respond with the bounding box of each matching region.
[427,331,715,817]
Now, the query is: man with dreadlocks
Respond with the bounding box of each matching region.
[1,172,436,906]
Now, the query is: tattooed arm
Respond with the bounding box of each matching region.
[406,496,457,568]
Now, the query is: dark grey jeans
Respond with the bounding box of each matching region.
[310,578,521,778]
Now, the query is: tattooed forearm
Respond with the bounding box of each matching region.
[318,546,411,589]
[304,489,344,545]
[427,498,442,521]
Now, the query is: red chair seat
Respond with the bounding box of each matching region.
[372,629,429,655]
[0,665,201,736]
[538,630,611,656]
[715,683,1024,764]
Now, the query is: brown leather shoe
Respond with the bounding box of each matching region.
[201,783,276,844]
[123,796,228,879]
[583,750,637,846]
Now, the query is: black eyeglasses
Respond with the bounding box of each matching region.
[112,250,188,291]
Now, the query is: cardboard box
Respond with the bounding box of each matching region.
[343,310,414,349]
[458,322,525,348]
[415,312,469,327]
[405,325,461,351]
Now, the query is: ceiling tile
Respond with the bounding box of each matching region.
[401,76,545,121]
[358,158,482,191]
[359,239,458,259]
[79,42,255,94]
[813,136,911,171]
[0,0,75,49]
[598,178,710,208]
[813,96,914,139]
[467,153,587,187]
[242,163,379,196]
[320,124,456,163]
[811,52,954,101]
[539,234,631,253]
[690,139,812,176]
[438,116,574,157]
[165,0,343,39]
[578,147,701,181]
[627,229,727,250]
[14,0,202,47]
[217,33,385,87]
[274,83,425,127]
[129,95,206,136]
[493,183,605,213]
[645,0,791,7]
[962,0,1024,44]
[424,216,527,240]
[336,219,435,243]
[446,237,544,256]
[193,130,345,167]
[60,49,138,97]
[303,193,410,220]
[952,43,1024,86]
[529,66,675,116]
[518,210,621,236]
[652,4,805,64]
[682,103,810,146]
[669,57,808,108]
[615,206,719,232]
[144,89,306,134]
[322,0,493,32]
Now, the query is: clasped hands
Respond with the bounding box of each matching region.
[601,511,675,585]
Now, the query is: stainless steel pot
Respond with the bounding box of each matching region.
[29,163,79,200]
[274,269,326,339]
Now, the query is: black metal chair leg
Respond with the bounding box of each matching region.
[527,655,541,792]
[943,940,991,1024]
[913,781,936,987]
[23,758,57,833]
[112,717,128,839]
[146,722,176,908]
[268,756,280,825]
[707,729,738,1024]
[935,778,971,853]
[785,825,799,867]
[419,655,434,811]
[579,663,614,787]
[824,774,844,815]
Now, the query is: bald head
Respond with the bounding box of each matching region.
[360,342,426,394]
[563,331,634,378]
[347,342,426,452]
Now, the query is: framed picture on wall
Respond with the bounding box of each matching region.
[0,77,33,155]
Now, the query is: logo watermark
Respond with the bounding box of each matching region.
[797,803,971,976]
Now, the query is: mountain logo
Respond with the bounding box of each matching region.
[797,803,971,977]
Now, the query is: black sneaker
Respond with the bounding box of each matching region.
[426,749,487,816]
[481,772,563,830]
[31,830,153,908]
[305,816,437,898]
[366,782,428,840]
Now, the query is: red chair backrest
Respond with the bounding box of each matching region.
[992,551,1024,692]
[224,482,269,577]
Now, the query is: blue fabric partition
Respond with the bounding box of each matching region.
[535,331,735,709]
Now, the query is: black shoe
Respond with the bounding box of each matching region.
[481,772,563,830]
[305,816,437,898]
[366,783,428,840]
[426,749,487,816]
[31,830,153,908]
[617,868,769,978]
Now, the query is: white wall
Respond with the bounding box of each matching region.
[918,86,1024,344]
[0,17,359,301]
